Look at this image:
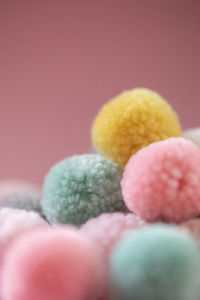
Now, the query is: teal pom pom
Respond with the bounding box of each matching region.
[109,224,200,300]
[41,154,127,226]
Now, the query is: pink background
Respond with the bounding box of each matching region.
[0,0,200,184]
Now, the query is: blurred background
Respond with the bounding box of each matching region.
[0,0,199,184]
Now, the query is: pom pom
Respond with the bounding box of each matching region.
[1,227,103,300]
[182,127,200,147]
[180,218,200,248]
[92,88,180,168]
[121,137,200,222]
[81,212,144,265]
[0,193,42,215]
[41,154,127,226]
[81,212,145,299]
[0,208,47,271]
[109,224,200,300]
[0,180,41,199]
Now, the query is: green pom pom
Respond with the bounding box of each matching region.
[109,224,200,300]
[41,154,127,226]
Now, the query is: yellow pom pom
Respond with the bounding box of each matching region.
[92,88,181,168]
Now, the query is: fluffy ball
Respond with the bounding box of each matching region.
[41,154,127,226]
[1,227,103,300]
[121,137,200,222]
[0,208,47,270]
[0,180,41,199]
[81,213,145,300]
[182,127,200,147]
[109,224,200,300]
[0,193,42,215]
[180,218,200,248]
[92,88,180,168]
[81,212,145,265]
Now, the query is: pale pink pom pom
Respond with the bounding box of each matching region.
[80,212,145,264]
[1,227,103,300]
[80,212,145,300]
[0,180,41,199]
[0,208,47,270]
[180,218,200,247]
[121,138,200,222]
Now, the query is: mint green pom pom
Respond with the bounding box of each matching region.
[109,224,200,300]
[41,154,127,226]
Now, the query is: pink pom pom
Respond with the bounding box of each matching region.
[180,219,200,247]
[0,180,41,199]
[121,138,200,222]
[81,212,145,264]
[0,208,47,271]
[1,227,103,300]
[80,212,145,300]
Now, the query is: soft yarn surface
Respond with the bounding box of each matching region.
[81,212,145,265]
[0,193,42,214]
[182,127,200,147]
[109,224,200,300]
[121,137,200,222]
[41,154,127,226]
[81,213,145,300]
[0,208,47,271]
[92,88,180,168]
[1,227,103,300]
[0,180,41,199]
[180,219,200,248]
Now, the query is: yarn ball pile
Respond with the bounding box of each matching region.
[1,87,200,300]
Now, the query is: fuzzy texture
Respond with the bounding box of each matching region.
[0,193,42,215]
[1,227,103,300]
[41,154,127,226]
[180,219,200,248]
[0,208,47,272]
[81,212,145,265]
[182,127,200,147]
[92,88,181,168]
[0,180,41,199]
[81,213,145,300]
[121,137,200,222]
[109,224,200,300]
